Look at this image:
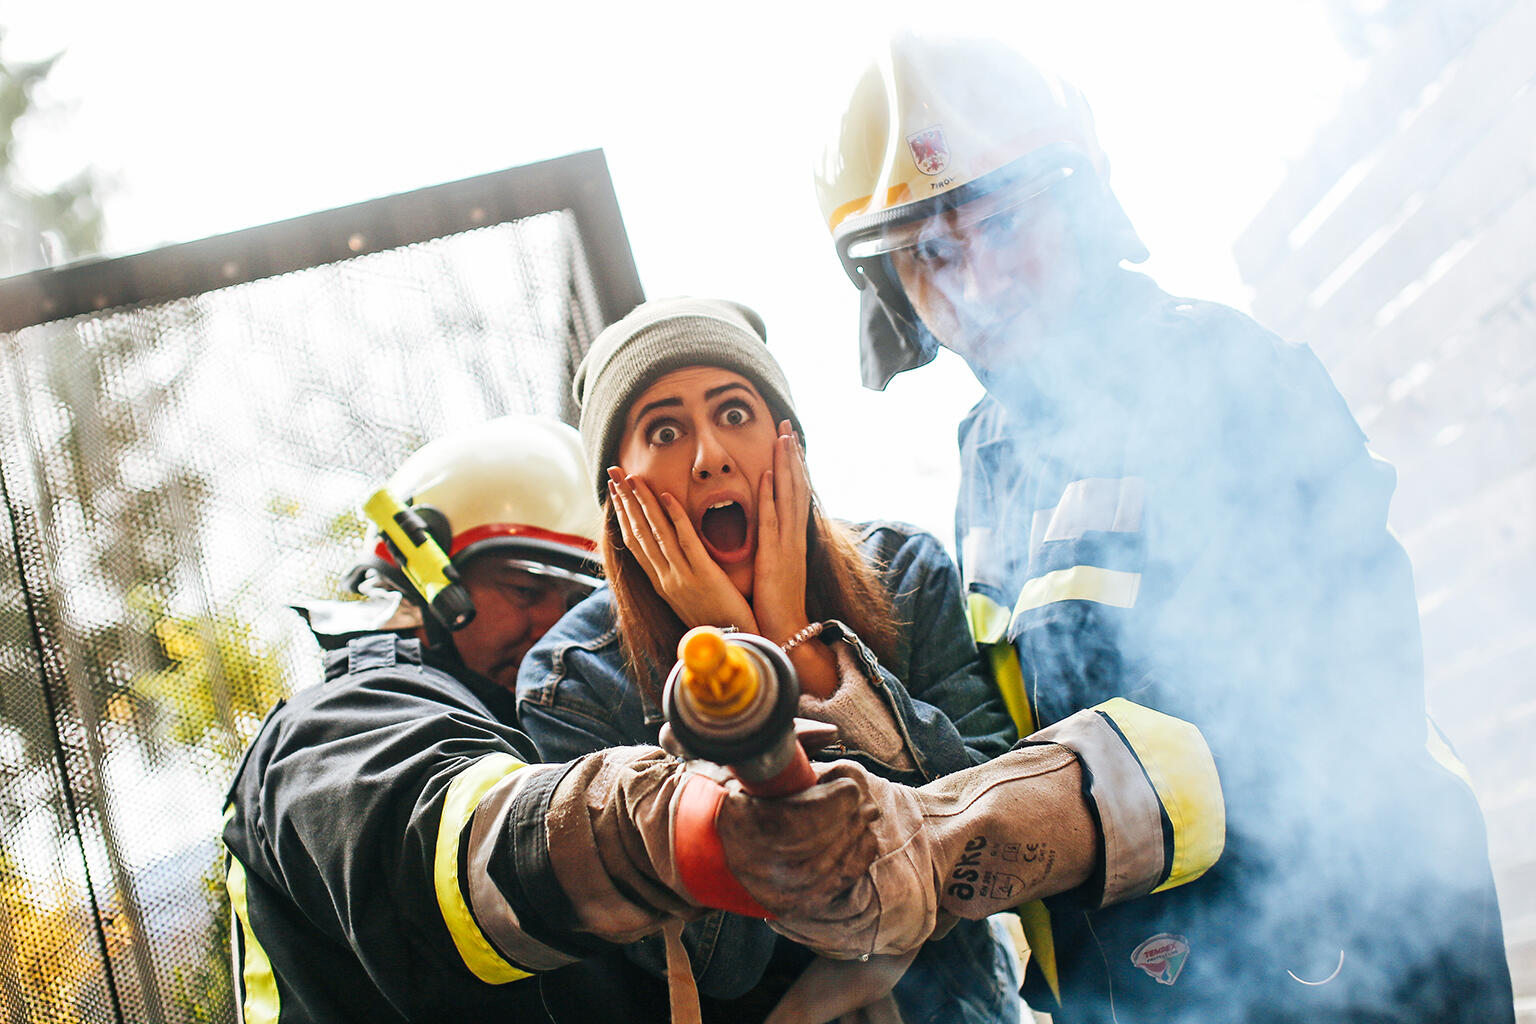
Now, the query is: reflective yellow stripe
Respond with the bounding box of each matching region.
[435,753,534,984]
[225,841,281,1024]
[1095,698,1225,893]
[1017,899,1060,1004]
[966,591,1011,646]
[1012,566,1141,621]
[1425,717,1474,790]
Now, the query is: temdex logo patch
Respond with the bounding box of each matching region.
[1131,933,1190,986]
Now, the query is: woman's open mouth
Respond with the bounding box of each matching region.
[699,500,752,561]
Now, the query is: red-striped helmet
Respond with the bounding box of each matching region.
[337,415,602,634]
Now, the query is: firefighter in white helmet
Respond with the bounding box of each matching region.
[815,33,1514,1024]
[318,414,608,686]
[221,414,905,1023]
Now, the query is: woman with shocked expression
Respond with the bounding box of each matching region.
[516,298,1018,1024]
[609,366,840,699]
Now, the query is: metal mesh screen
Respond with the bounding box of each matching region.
[0,153,641,1023]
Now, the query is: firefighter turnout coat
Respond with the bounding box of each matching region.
[956,271,1514,1023]
[222,633,680,1023]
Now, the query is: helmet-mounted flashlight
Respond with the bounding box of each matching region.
[363,488,477,632]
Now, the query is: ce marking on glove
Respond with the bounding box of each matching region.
[947,836,1055,903]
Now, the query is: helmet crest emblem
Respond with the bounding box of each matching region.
[906,126,950,176]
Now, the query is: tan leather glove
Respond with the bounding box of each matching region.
[544,745,701,944]
[717,759,936,959]
[716,744,1099,958]
[918,743,1098,919]
[543,743,890,947]
[710,702,1217,960]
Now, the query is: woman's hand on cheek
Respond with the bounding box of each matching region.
[751,423,812,644]
[607,467,757,632]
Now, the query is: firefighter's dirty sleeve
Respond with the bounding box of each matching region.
[1028,697,1225,906]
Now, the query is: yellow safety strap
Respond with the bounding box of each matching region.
[967,592,1036,737]
[224,807,281,1024]
[986,643,1037,739]
[965,590,1011,646]
[1016,900,1060,1004]
[965,593,1055,998]
[434,753,534,984]
[1095,698,1225,893]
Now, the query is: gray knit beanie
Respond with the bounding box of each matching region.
[573,297,802,502]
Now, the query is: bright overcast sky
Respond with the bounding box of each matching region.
[8,0,1361,544]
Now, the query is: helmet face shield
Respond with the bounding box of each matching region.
[843,165,1077,263]
[834,158,1082,388]
[487,556,602,612]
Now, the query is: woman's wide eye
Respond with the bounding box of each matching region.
[718,402,752,427]
[647,422,681,445]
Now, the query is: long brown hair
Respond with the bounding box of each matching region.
[602,492,901,707]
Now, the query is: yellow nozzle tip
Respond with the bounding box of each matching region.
[681,626,728,676]
[677,627,760,717]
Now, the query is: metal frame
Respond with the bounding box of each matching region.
[0,149,644,333]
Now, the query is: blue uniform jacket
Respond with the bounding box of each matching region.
[956,270,1513,1023]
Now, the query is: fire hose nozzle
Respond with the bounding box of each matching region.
[665,627,821,917]
[678,626,760,717]
[663,627,816,797]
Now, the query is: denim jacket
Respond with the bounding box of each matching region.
[516,521,1018,1019]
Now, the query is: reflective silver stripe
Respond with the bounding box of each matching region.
[465,764,581,972]
[960,527,993,591]
[1031,708,1166,908]
[1029,477,1145,552]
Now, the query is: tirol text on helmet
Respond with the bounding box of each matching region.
[813,33,1147,390]
[301,415,603,649]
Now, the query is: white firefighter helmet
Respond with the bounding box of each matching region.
[814,33,1147,388]
[304,415,602,644]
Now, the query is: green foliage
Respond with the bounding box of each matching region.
[0,29,104,260]
[126,605,289,755]
[0,39,56,178]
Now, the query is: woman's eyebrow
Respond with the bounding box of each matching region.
[705,383,753,401]
[631,396,683,423]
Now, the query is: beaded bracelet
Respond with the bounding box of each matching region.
[780,621,826,655]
